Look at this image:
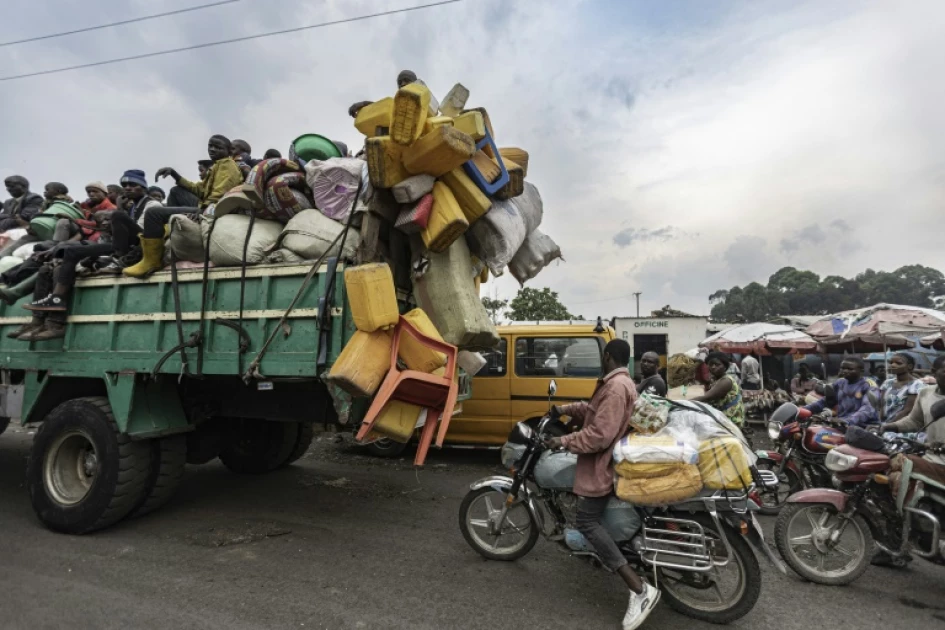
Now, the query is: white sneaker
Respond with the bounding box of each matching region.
[622,582,660,630]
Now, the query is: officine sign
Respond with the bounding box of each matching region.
[633,320,669,328]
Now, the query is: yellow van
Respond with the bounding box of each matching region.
[364,322,616,456]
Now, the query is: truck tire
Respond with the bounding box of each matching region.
[364,438,409,458]
[27,397,151,534]
[219,419,296,474]
[186,421,224,465]
[131,435,187,517]
[0,417,9,436]
[284,422,315,466]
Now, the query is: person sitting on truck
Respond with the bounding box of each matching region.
[637,351,667,397]
[51,182,116,243]
[0,175,44,232]
[147,186,166,204]
[118,135,242,278]
[17,171,157,332]
[804,357,879,427]
[544,339,661,630]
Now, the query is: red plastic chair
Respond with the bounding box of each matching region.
[355,315,459,465]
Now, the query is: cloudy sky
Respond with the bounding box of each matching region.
[1,0,943,317]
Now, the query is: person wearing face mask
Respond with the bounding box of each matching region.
[113,135,242,278]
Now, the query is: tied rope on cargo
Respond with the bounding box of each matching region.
[242,180,363,383]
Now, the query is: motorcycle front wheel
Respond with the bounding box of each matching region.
[459,487,539,561]
[656,514,761,625]
[755,460,802,515]
[774,502,873,585]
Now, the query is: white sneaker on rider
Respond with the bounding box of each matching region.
[622,582,660,630]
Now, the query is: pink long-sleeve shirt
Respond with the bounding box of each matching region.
[559,367,637,497]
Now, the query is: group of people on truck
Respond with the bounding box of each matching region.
[0,135,304,341]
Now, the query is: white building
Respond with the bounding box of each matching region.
[614,316,709,375]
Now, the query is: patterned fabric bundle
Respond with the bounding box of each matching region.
[243,158,303,206]
[263,172,312,223]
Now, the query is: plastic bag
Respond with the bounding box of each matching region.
[612,428,699,465]
[629,392,670,434]
[464,198,527,275]
[508,228,562,286]
[304,158,365,222]
[698,436,753,491]
[510,182,543,234]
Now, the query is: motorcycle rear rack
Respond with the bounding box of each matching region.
[640,516,716,573]
[757,469,779,489]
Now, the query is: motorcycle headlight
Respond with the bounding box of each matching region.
[825,449,858,472]
[767,421,782,441]
[501,443,526,469]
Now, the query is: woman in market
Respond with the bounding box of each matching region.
[880,353,925,422]
[693,351,745,426]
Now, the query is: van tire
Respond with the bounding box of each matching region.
[365,438,409,458]
[131,435,187,517]
[27,397,151,534]
[219,419,296,474]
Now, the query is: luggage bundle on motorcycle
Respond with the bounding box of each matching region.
[613,400,757,504]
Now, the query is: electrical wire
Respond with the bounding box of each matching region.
[0,0,464,82]
[0,0,244,48]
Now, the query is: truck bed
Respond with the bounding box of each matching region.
[0,262,348,378]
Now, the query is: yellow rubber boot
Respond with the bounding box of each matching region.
[123,237,166,278]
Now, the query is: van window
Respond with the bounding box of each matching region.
[476,338,508,377]
[514,337,602,378]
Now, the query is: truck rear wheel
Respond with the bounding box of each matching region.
[0,417,9,436]
[219,419,296,474]
[284,422,315,466]
[27,397,151,534]
[131,435,187,517]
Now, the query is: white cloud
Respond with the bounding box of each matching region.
[1,0,943,318]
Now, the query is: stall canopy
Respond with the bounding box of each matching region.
[920,328,945,351]
[700,323,818,355]
[806,304,945,352]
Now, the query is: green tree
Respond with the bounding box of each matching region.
[507,287,575,321]
[481,296,508,324]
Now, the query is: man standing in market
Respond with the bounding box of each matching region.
[637,351,667,397]
[740,353,762,391]
[804,357,878,426]
[545,339,660,630]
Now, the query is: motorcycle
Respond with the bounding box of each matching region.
[754,402,847,515]
[773,406,945,586]
[458,381,785,625]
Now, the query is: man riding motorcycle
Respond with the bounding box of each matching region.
[544,339,659,630]
[804,357,879,427]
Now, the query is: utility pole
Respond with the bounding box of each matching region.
[632,292,642,318]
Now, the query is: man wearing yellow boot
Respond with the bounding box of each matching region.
[120,135,241,278]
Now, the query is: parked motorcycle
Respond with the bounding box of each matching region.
[754,403,847,515]
[458,381,785,625]
[773,409,945,585]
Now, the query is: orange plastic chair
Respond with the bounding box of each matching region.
[355,315,459,465]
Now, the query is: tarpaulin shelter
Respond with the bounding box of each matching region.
[700,323,818,355]
[805,304,945,353]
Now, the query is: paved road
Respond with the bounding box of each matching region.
[2,426,945,630]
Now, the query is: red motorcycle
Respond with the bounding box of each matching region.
[755,403,846,515]
[773,428,940,585]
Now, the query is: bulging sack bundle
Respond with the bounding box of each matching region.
[304,158,365,222]
[508,228,562,286]
[464,198,527,275]
[615,466,703,507]
[511,182,543,234]
[613,433,698,465]
[208,214,283,266]
[412,236,498,350]
[627,392,670,434]
[277,209,360,261]
[699,436,753,491]
[168,215,209,263]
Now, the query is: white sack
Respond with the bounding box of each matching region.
[508,228,562,285]
[278,209,360,261]
[208,214,284,266]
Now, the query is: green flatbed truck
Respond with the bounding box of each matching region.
[0,260,464,534]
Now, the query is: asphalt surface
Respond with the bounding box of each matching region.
[2,426,945,630]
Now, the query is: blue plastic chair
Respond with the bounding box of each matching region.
[462,129,510,196]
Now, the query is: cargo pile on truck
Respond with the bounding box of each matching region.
[0,72,566,534]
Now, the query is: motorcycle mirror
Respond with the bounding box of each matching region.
[931,399,945,422]
[770,402,799,424]
[548,379,558,398]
